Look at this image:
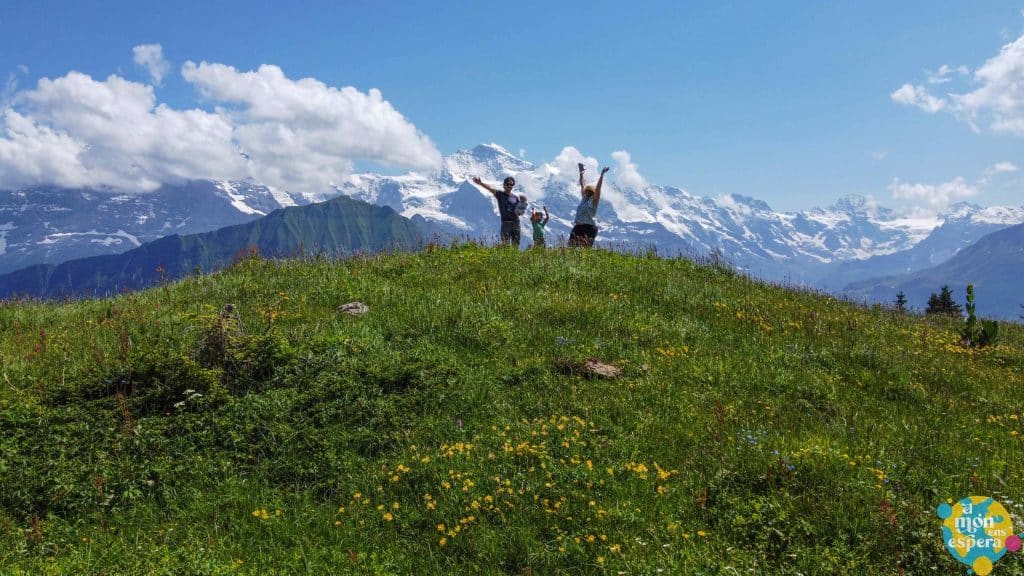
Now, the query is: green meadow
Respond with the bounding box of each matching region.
[1,244,1022,574]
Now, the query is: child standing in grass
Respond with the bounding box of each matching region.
[531,206,550,248]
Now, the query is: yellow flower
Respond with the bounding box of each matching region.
[437,523,446,532]
[697,530,707,537]
[439,537,447,547]
[391,502,400,510]
[383,512,394,522]
[609,543,621,554]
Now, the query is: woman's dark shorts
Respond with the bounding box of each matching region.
[568,224,598,247]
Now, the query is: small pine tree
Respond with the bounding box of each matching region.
[925,285,962,317]
[894,290,907,313]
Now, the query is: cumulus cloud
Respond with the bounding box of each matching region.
[548,145,599,179]
[0,52,441,193]
[1,72,242,191]
[894,33,1024,134]
[888,176,978,212]
[890,161,1020,213]
[181,61,441,191]
[133,44,170,85]
[890,83,946,113]
[611,150,647,190]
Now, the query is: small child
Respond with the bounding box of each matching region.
[514,194,528,218]
[531,206,550,247]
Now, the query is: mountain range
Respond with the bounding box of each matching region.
[0,179,320,276]
[335,144,1024,284]
[0,194,422,299]
[844,222,1024,318]
[1,143,1021,311]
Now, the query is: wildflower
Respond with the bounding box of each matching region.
[609,543,621,553]
[439,537,447,547]
[383,512,394,522]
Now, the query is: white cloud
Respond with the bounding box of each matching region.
[549,145,599,179]
[133,44,170,85]
[927,64,969,85]
[890,83,946,113]
[889,176,978,211]
[0,54,441,194]
[988,160,1018,174]
[181,61,441,192]
[979,161,1019,185]
[890,162,1019,213]
[1,72,242,191]
[611,150,648,190]
[895,34,1024,135]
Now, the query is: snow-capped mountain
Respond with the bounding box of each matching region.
[821,202,1024,290]
[334,143,1024,283]
[3,143,1020,288]
[0,180,307,275]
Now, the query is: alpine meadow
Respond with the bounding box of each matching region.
[2,244,1023,574]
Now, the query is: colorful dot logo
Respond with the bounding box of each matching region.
[938,496,1022,575]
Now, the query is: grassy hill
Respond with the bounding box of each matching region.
[1,245,1023,575]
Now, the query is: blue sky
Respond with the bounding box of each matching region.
[1,1,1022,212]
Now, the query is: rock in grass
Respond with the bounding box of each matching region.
[338,301,369,316]
[555,357,622,379]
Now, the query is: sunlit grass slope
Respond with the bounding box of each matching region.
[1,244,1022,574]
